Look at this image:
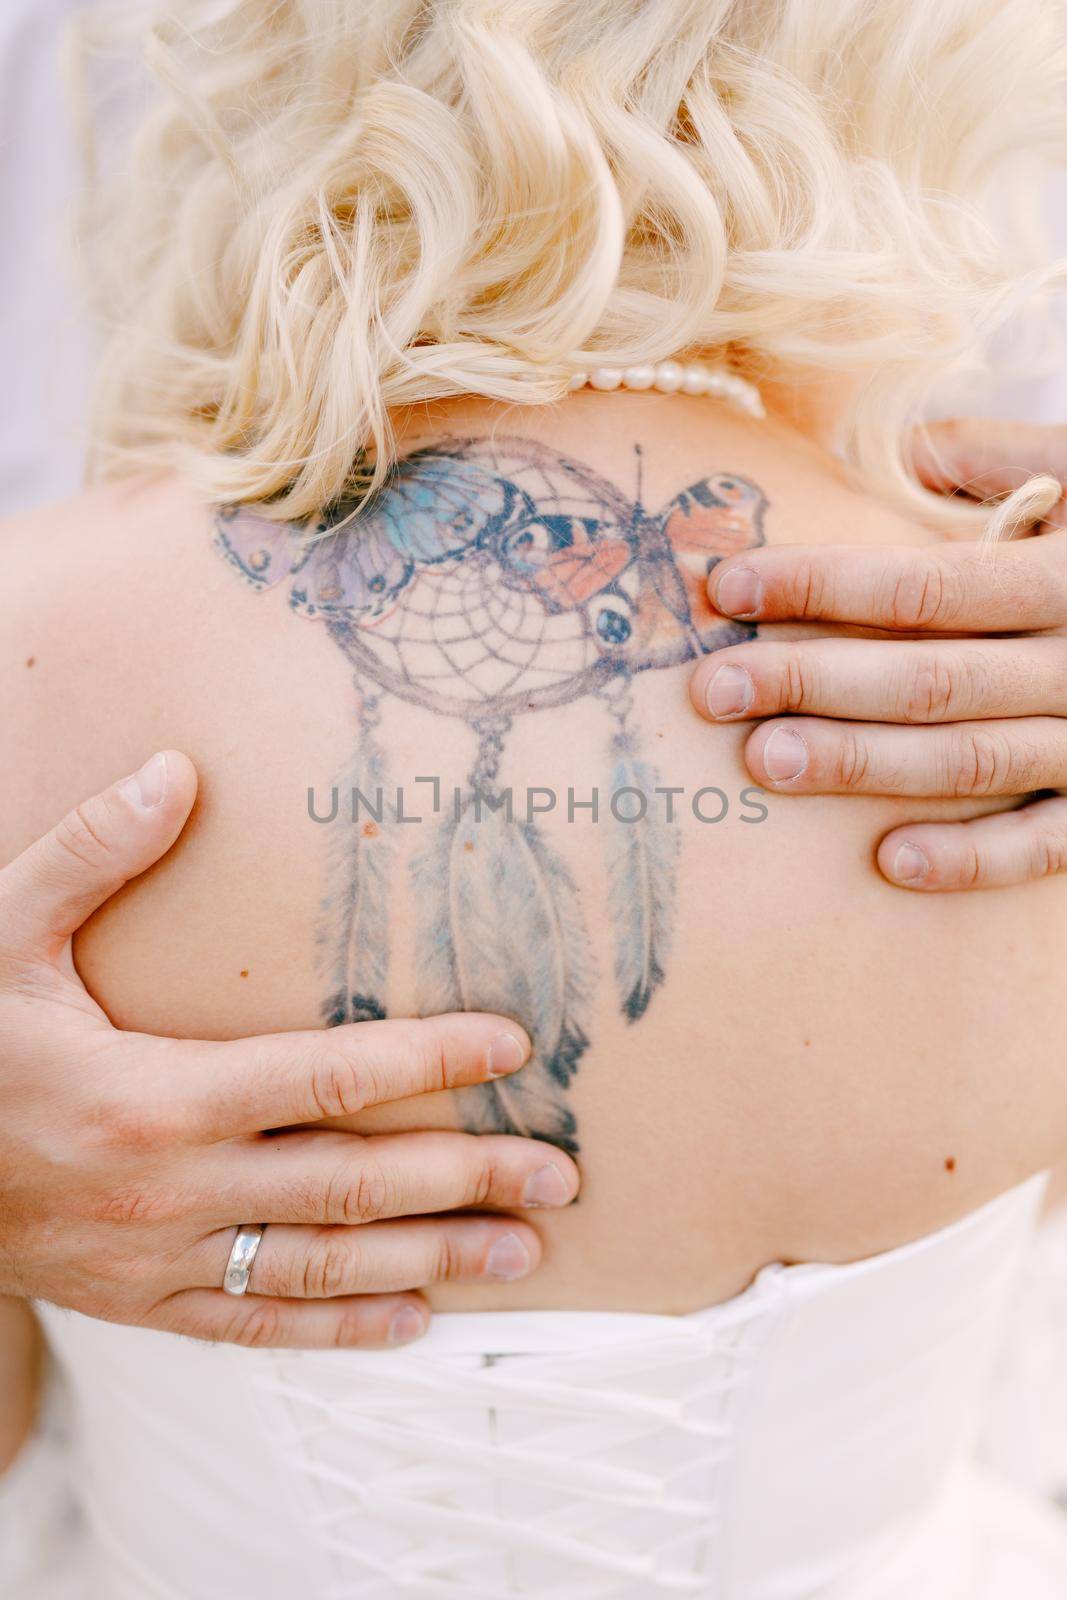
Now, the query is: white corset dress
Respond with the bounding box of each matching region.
[11,1175,1067,1599]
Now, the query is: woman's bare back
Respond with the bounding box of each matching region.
[5,390,1067,1312]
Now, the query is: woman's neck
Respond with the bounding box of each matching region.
[735,357,861,455]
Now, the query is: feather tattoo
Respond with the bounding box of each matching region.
[319,696,394,1026]
[412,801,592,1154]
[607,736,678,1023]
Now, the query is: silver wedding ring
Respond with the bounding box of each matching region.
[222,1224,267,1295]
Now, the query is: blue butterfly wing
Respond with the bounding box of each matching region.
[377,451,520,563]
[290,451,519,621]
[291,521,413,621]
[214,505,308,591]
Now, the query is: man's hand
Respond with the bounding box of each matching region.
[689,421,1067,891]
[0,753,578,1348]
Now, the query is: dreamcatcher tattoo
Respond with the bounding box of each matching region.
[215,436,767,1150]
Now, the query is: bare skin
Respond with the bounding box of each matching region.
[4,389,1067,1337]
[0,1298,40,1472]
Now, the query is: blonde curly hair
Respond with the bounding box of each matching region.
[78,0,1067,533]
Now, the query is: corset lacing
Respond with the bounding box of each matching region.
[250,1303,777,1600]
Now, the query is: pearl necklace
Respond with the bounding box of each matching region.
[567,359,764,419]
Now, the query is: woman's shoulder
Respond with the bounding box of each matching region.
[3,472,204,554]
[1,475,211,661]
[0,474,240,866]
[0,419,932,874]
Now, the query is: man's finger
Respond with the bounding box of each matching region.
[911,420,1067,527]
[187,1215,542,1297]
[0,752,198,964]
[744,715,1067,798]
[877,795,1067,891]
[153,1288,430,1349]
[202,1128,579,1227]
[708,534,1067,633]
[158,1013,532,1142]
[692,636,1067,725]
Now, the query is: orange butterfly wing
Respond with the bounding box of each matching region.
[626,476,766,666]
[663,479,765,630]
[531,536,634,610]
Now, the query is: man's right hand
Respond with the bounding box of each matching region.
[0,752,578,1349]
[690,420,1067,892]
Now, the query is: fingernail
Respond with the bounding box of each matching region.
[891,842,929,883]
[487,1032,527,1077]
[523,1164,572,1208]
[485,1232,532,1281]
[705,663,754,719]
[762,727,808,782]
[715,566,763,617]
[389,1305,427,1346]
[120,752,168,809]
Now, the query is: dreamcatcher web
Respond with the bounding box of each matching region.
[324,440,641,718]
[347,549,603,713]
